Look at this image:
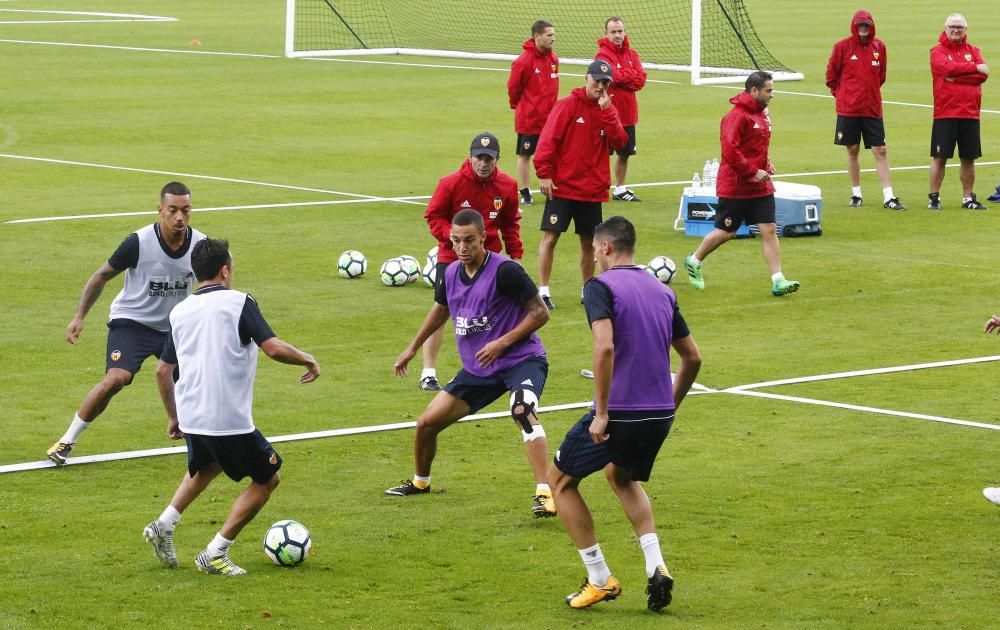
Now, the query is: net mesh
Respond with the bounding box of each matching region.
[291,0,794,75]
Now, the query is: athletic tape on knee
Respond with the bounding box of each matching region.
[521,424,545,443]
[509,388,539,434]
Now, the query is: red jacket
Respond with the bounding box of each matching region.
[825,10,886,118]
[425,160,523,264]
[595,36,646,126]
[534,87,628,202]
[508,39,560,134]
[716,92,775,199]
[930,31,987,120]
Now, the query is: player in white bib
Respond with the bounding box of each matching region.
[47,182,206,465]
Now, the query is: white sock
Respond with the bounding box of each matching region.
[883,187,894,202]
[535,483,551,495]
[963,196,972,203]
[158,505,182,531]
[539,285,550,298]
[771,272,784,282]
[579,543,612,586]
[60,414,91,444]
[207,532,233,556]
[639,533,666,577]
[689,254,701,266]
[851,186,862,197]
[614,185,627,194]
[420,368,436,380]
[412,474,431,489]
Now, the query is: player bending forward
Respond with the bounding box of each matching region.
[386,209,556,518]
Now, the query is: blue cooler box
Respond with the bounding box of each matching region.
[677,187,750,238]
[675,181,822,238]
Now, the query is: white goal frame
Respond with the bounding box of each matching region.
[284,0,803,85]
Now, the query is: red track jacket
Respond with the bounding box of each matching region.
[508,39,560,135]
[716,92,775,200]
[930,31,987,120]
[595,36,646,126]
[825,10,887,118]
[533,87,628,202]
[425,159,523,265]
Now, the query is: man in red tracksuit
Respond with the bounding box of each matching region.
[596,16,647,202]
[683,71,800,298]
[533,59,628,310]
[418,132,524,391]
[508,20,559,208]
[928,13,989,211]
[826,10,904,210]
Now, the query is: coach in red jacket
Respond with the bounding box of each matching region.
[928,13,989,211]
[826,10,904,210]
[508,20,559,208]
[596,16,647,202]
[533,60,627,310]
[418,132,524,390]
[683,72,799,298]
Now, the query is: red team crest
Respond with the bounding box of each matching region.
[493,196,503,211]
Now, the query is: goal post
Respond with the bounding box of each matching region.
[285,0,803,84]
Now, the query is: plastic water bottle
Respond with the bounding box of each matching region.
[702,160,712,188]
[691,171,701,192]
[710,158,719,189]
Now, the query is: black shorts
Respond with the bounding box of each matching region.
[106,319,167,374]
[433,261,449,295]
[609,125,637,157]
[185,430,282,485]
[930,118,981,160]
[443,355,548,415]
[516,133,540,156]
[834,116,886,149]
[554,410,674,482]
[715,195,776,231]
[541,197,602,234]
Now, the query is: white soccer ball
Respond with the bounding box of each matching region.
[380,258,410,287]
[421,259,437,288]
[337,250,367,279]
[263,519,312,566]
[426,246,439,267]
[398,255,420,284]
[646,256,677,285]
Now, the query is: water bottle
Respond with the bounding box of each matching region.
[702,160,712,188]
[691,171,701,192]
[710,158,719,189]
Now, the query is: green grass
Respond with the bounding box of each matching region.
[1,0,999,627]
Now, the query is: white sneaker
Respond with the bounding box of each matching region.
[984,487,1000,507]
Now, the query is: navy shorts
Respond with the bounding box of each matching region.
[106,319,167,374]
[516,133,540,156]
[185,430,282,485]
[554,410,674,482]
[444,355,548,415]
[610,125,637,157]
[715,195,776,231]
[834,116,886,149]
[930,118,981,160]
[541,197,602,234]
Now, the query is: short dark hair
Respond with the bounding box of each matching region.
[593,215,636,253]
[191,238,231,281]
[745,71,773,92]
[605,16,624,30]
[160,181,191,200]
[452,209,485,234]
[531,20,553,36]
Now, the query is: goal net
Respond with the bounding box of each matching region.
[285,0,802,84]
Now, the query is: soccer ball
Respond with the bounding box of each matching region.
[380,258,409,287]
[398,255,420,284]
[337,250,367,279]
[426,246,438,267]
[263,519,312,566]
[646,256,677,284]
[421,259,437,288]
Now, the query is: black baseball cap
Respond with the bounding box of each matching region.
[470,132,500,158]
[588,59,613,81]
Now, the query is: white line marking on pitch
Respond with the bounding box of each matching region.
[0,38,280,58]
[0,9,176,24]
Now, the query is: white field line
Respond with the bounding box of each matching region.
[0,10,176,24]
[0,38,279,58]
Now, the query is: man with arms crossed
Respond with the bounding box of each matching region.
[387,210,555,518]
[550,216,701,610]
[143,238,320,575]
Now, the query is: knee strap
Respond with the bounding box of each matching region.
[509,388,539,433]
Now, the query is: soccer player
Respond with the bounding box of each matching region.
[143,238,320,575]
[534,59,628,310]
[47,182,206,465]
[928,13,989,211]
[683,71,801,297]
[596,16,647,203]
[984,315,1000,507]
[508,20,559,207]
[550,216,701,611]
[418,132,524,392]
[387,209,555,518]
[825,10,905,210]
